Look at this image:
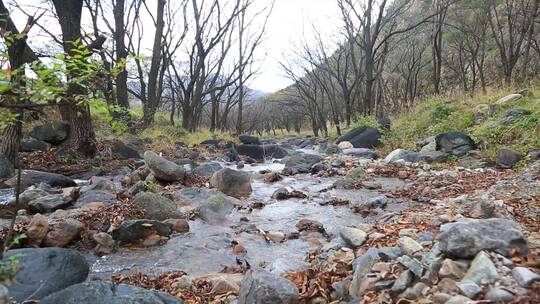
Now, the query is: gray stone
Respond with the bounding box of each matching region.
[0,154,14,179]
[446,295,475,304]
[339,227,368,248]
[239,135,260,145]
[210,168,252,198]
[337,127,381,148]
[399,282,427,300]
[512,267,540,287]
[416,151,449,163]
[43,218,83,247]
[390,270,414,295]
[0,284,8,304]
[75,190,116,207]
[485,288,515,303]
[342,148,378,159]
[238,270,299,304]
[457,281,482,299]
[28,194,72,213]
[133,192,182,220]
[462,251,498,284]
[110,140,141,159]
[349,249,379,298]
[175,187,239,224]
[40,281,182,304]
[20,138,50,152]
[5,170,76,190]
[398,236,423,256]
[112,219,171,245]
[496,94,522,105]
[29,122,70,144]
[435,132,476,156]
[144,151,185,182]
[397,255,424,277]
[283,153,322,173]
[496,148,522,169]
[4,248,89,302]
[192,162,223,177]
[367,195,391,208]
[384,149,411,162]
[378,247,402,261]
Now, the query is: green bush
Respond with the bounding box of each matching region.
[430,102,454,121]
[351,115,380,129]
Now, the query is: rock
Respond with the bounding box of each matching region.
[210,168,252,198]
[238,270,299,304]
[496,93,522,105]
[237,144,264,160]
[29,121,70,144]
[74,190,116,207]
[457,281,482,299]
[200,139,219,146]
[458,155,490,168]
[199,273,244,294]
[416,151,448,163]
[397,255,424,277]
[0,154,14,179]
[417,232,435,242]
[320,143,341,154]
[0,284,8,304]
[439,218,528,258]
[192,162,223,177]
[337,127,381,148]
[84,177,117,192]
[398,236,423,256]
[485,288,515,302]
[340,227,367,248]
[264,144,289,159]
[296,219,325,233]
[367,195,391,208]
[439,259,465,279]
[529,151,540,160]
[4,248,89,302]
[338,141,353,149]
[112,219,171,245]
[384,149,412,162]
[27,214,49,247]
[239,135,260,145]
[20,138,50,152]
[110,140,141,159]
[5,170,76,189]
[40,281,182,304]
[93,232,115,256]
[164,218,190,233]
[330,159,345,168]
[496,148,522,169]
[390,270,414,295]
[399,282,428,300]
[512,267,540,287]
[435,131,476,156]
[446,295,475,304]
[43,219,83,247]
[175,188,238,224]
[342,148,378,159]
[133,192,182,220]
[349,249,379,298]
[28,194,72,213]
[462,251,498,284]
[378,247,402,261]
[500,108,531,125]
[432,293,452,304]
[144,151,185,182]
[310,163,327,173]
[283,153,322,173]
[418,136,436,152]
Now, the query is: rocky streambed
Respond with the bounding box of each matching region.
[0,134,538,304]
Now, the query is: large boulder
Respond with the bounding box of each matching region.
[110,140,141,159]
[175,187,239,224]
[210,168,252,198]
[192,162,223,177]
[144,151,185,182]
[28,194,72,213]
[40,281,182,304]
[237,144,264,160]
[29,122,70,144]
[496,148,522,169]
[112,219,172,245]
[439,218,528,258]
[283,153,322,173]
[342,148,378,159]
[239,135,260,145]
[75,190,116,208]
[5,170,76,189]
[496,93,522,105]
[238,270,299,304]
[3,248,89,302]
[337,127,381,148]
[264,145,289,159]
[133,192,182,220]
[20,138,50,152]
[435,132,476,156]
[0,154,14,179]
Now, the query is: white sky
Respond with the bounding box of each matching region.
[8,0,342,93]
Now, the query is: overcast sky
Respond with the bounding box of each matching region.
[251,0,341,93]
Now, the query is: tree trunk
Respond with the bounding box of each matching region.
[113,0,130,109]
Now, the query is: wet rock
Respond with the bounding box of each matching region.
[340,227,367,248]
[43,218,83,247]
[238,270,299,304]
[133,192,182,220]
[337,127,381,148]
[457,281,482,299]
[6,170,76,190]
[4,247,89,302]
[175,188,238,224]
[496,148,522,169]
[110,139,140,159]
[272,188,307,200]
[398,236,423,256]
[435,131,476,156]
[210,168,252,198]
[485,288,515,303]
[20,138,50,152]
[112,219,171,245]
[28,194,72,213]
[296,219,325,233]
[239,135,260,145]
[75,190,116,207]
[283,153,322,173]
[462,251,498,284]
[496,93,522,105]
[29,121,70,144]
[390,270,414,295]
[439,218,528,258]
[93,232,115,256]
[237,144,264,160]
[27,214,49,247]
[264,144,289,159]
[337,141,353,149]
[342,148,378,159]
[193,162,223,177]
[164,219,190,233]
[40,281,182,304]
[397,255,424,277]
[349,249,379,298]
[144,151,185,182]
[512,267,540,287]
